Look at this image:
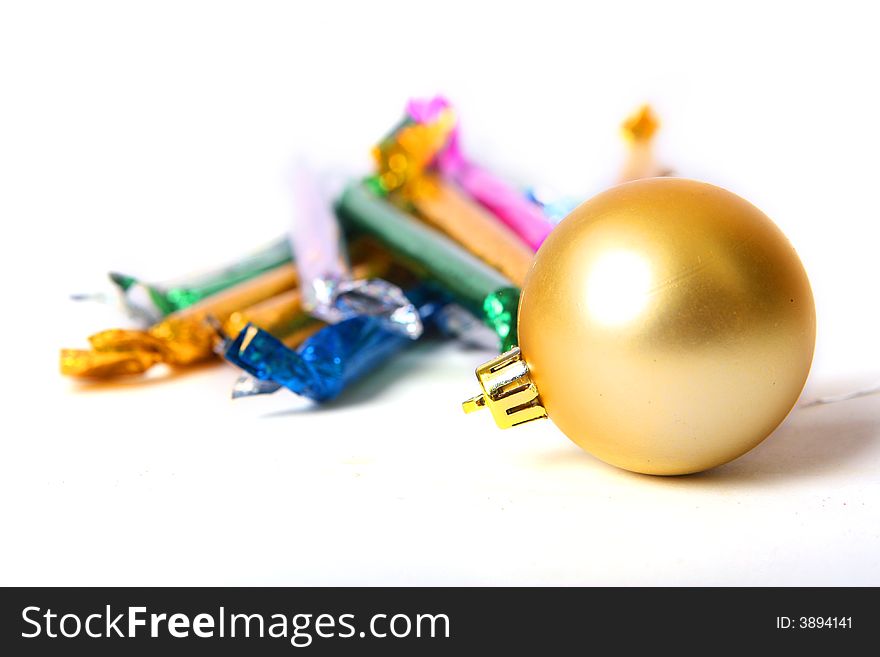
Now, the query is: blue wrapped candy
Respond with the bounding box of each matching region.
[225,286,447,402]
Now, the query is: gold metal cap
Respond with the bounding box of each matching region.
[461,347,547,429]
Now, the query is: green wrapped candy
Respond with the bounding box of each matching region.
[335,181,520,351]
[109,237,293,321]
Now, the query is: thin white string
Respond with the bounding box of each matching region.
[800,382,880,407]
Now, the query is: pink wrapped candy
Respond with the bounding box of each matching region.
[407,97,554,251]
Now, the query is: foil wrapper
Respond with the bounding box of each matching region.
[372,100,457,195]
[61,264,302,378]
[336,182,520,351]
[106,237,293,323]
[398,97,555,251]
[432,303,501,350]
[289,166,422,339]
[227,286,448,402]
[60,241,400,379]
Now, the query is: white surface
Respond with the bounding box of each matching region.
[1,1,879,585]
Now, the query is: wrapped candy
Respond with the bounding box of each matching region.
[421,101,555,251]
[60,241,395,379]
[371,100,457,195]
[223,288,321,346]
[618,104,672,182]
[288,165,422,337]
[61,264,302,378]
[104,237,293,323]
[226,286,448,402]
[336,181,520,351]
[376,97,556,252]
[402,175,533,286]
[370,99,535,286]
[229,167,424,397]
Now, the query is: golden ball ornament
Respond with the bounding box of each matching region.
[464,178,815,475]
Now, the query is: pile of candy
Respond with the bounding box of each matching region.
[60,98,663,404]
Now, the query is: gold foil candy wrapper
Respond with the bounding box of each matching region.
[372,106,457,194]
[61,264,301,378]
[60,241,399,379]
[59,348,164,379]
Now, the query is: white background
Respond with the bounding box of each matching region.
[1,1,878,585]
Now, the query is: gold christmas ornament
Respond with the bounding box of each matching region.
[463,178,816,475]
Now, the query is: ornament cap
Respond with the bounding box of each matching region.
[461,347,547,429]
